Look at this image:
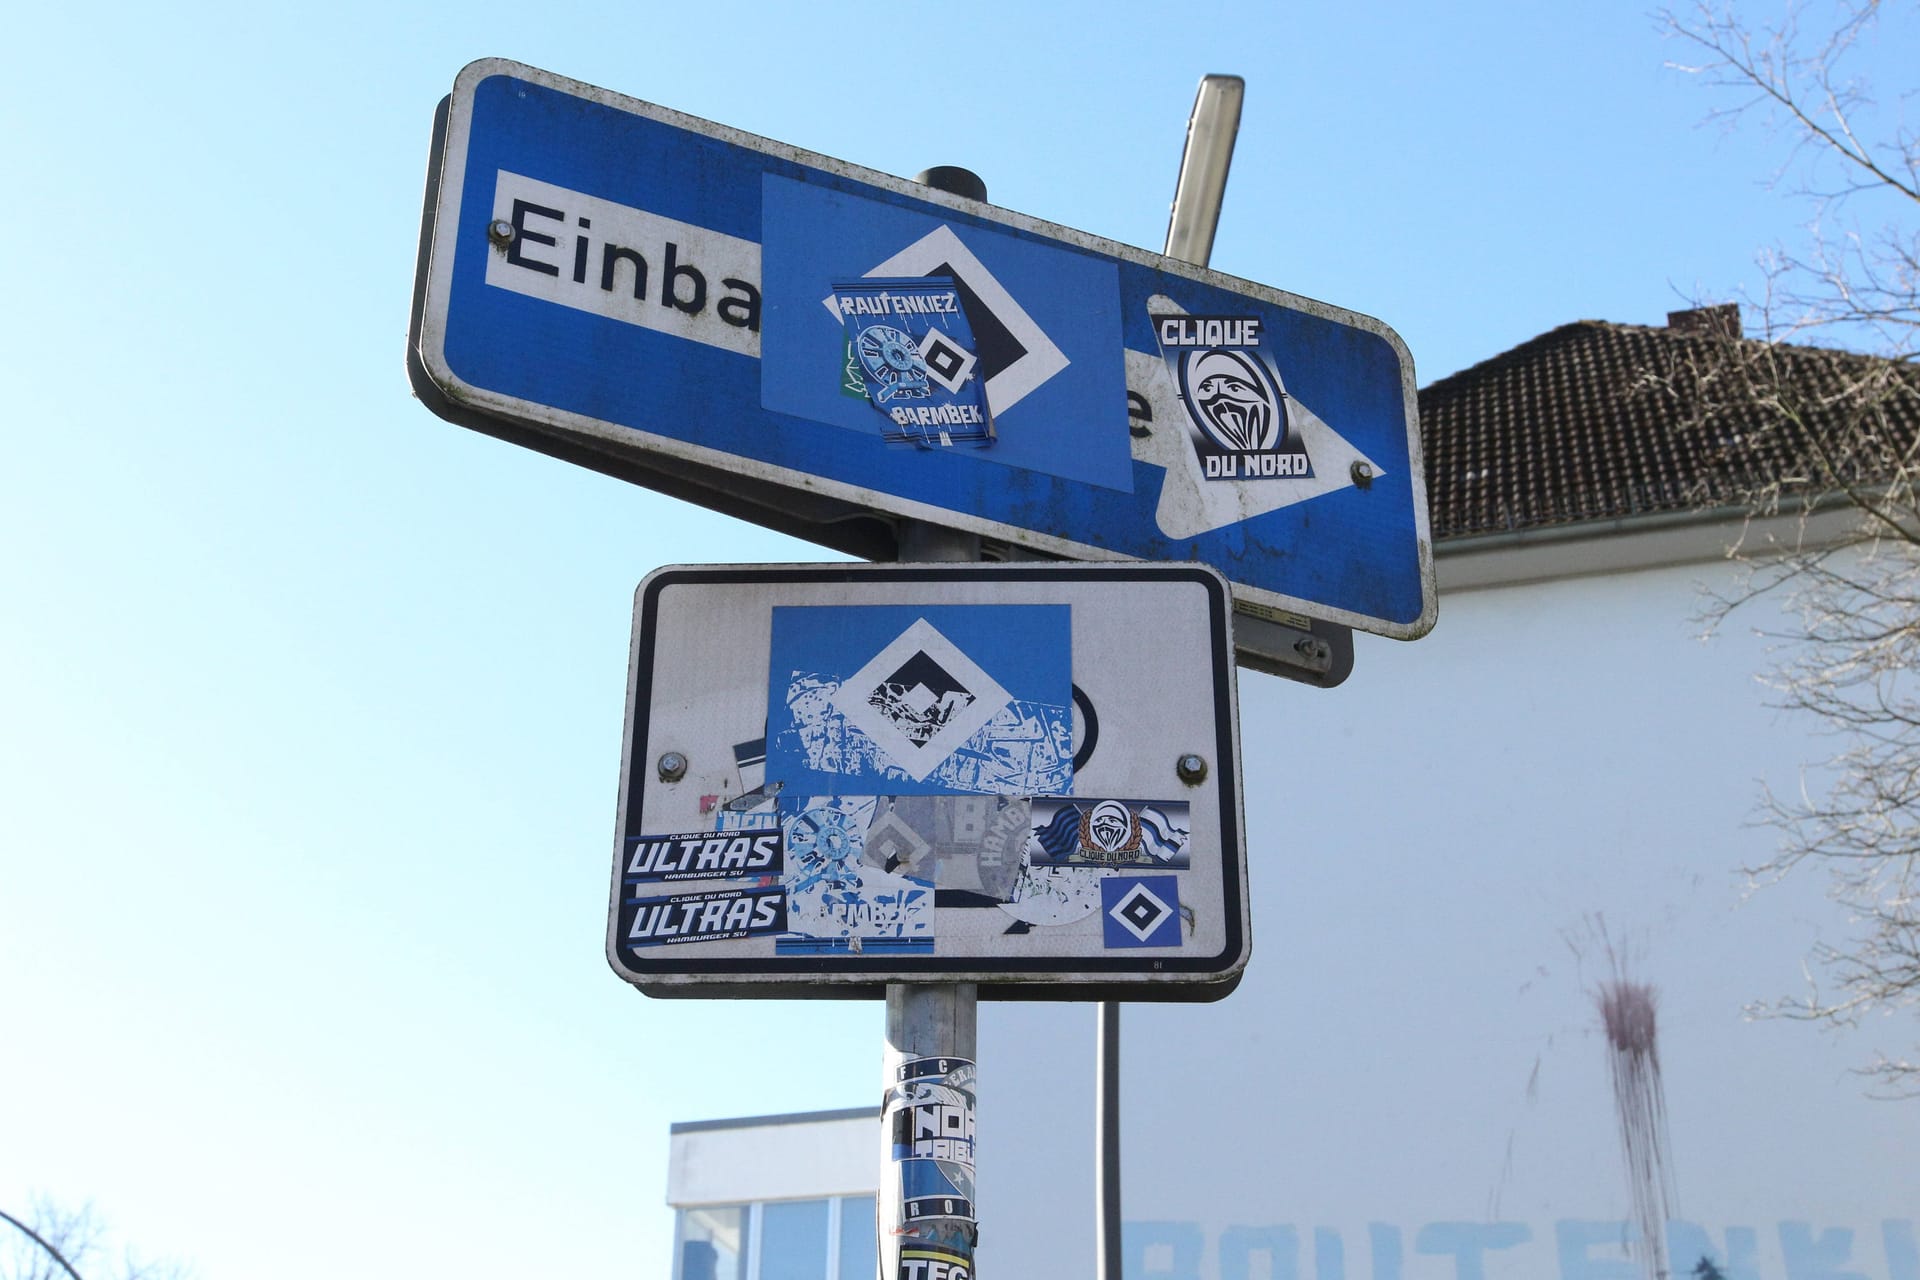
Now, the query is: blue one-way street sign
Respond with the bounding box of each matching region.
[410,60,1435,639]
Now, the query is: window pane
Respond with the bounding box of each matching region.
[760,1198,830,1280]
[837,1196,877,1280]
[677,1205,748,1280]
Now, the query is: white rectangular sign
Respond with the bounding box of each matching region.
[607,563,1248,999]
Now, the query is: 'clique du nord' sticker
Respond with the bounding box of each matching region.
[1152,313,1312,481]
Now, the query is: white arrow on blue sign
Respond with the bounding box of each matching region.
[412,60,1436,640]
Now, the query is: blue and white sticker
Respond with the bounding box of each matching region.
[832,277,993,449]
[767,604,1072,796]
[1152,313,1312,481]
[1100,875,1183,948]
[1028,799,1191,869]
[885,1056,978,1228]
[624,885,787,947]
[759,176,1132,493]
[775,796,934,955]
[624,828,782,882]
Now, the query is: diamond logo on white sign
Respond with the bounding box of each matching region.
[830,618,1013,782]
[1109,881,1174,943]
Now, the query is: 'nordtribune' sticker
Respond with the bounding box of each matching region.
[624,829,782,882]
[833,277,994,449]
[625,886,787,946]
[1152,313,1311,481]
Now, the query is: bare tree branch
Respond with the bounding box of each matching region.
[0,1199,188,1280]
[1657,0,1920,1095]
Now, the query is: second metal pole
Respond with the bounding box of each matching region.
[1095,72,1246,1280]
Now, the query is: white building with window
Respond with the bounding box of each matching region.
[669,1109,879,1280]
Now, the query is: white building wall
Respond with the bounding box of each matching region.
[970,542,1919,1278]
[671,1109,879,1206]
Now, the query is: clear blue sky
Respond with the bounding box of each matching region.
[2,2,1910,1276]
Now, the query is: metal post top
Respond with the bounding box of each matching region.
[913,166,988,202]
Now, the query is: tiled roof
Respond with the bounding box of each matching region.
[1417,308,1920,541]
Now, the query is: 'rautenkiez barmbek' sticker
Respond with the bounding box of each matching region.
[832,277,994,448]
[1151,313,1311,481]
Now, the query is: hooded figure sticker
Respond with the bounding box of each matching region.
[1152,312,1312,480]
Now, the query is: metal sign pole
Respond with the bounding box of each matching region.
[1095,74,1246,1280]
[877,170,987,1280]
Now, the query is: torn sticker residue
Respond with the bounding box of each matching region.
[774,796,933,955]
[998,862,1107,928]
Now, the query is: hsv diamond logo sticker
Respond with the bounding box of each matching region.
[838,224,1068,417]
[1101,875,1182,948]
[767,604,1073,796]
[830,618,1012,781]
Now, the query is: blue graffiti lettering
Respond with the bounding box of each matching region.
[1117,1219,1919,1280]
[1417,1223,1532,1280]
[1221,1226,1299,1280]
[1371,1225,1405,1280]
[1668,1222,1762,1280]
[1886,1222,1919,1280]
[1127,1221,1205,1280]
[1318,1227,1347,1280]
[1558,1221,1639,1280]
[1782,1224,1871,1280]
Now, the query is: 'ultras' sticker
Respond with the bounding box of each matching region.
[1151,313,1311,480]
[832,277,994,449]
[623,828,782,883]
[624,886,787,947]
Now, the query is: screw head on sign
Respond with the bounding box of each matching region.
[1350,460,1375,489]
[487,218,516,246]
[1176,753,1208,785]
[657,752,689,783]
